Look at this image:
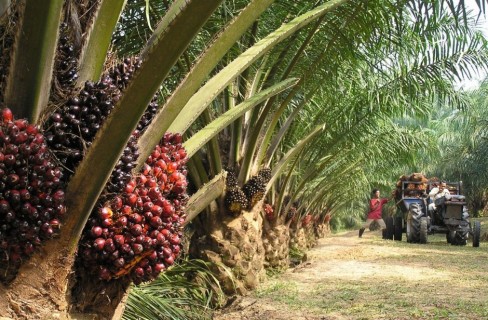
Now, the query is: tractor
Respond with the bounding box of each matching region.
[384,180,481,247]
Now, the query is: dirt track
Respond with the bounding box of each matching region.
[212,229,488,320]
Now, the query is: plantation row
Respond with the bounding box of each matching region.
[1,0,487,319]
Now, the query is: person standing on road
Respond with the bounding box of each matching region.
[359,189,392,238]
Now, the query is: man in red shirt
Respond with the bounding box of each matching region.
[359,189,391,238]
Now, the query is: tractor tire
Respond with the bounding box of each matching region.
[419,217,428,244]
[450,231,458,245]
[406,218,413,243]
[473,221,481,248]
[407,217,420,243]
[447,230,455,244]
[394,216,403,241]
[385,216,394,240]
[407,203,423,243]
[452,231,467,246]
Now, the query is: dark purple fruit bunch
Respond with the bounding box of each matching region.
[224,170,248,216]
[224,168,239,188]
[44,77,121,173]
[224,187,248,216]
[105,131,140,195]
[79,133,188,284]
[54,23,79,88]
[44,57,159,185]
[0,108,66,280]
[242,176,266,209]
[286,206,297,223]
[242,168,271,209]
[258,168,271,183]
[105,57,158,133]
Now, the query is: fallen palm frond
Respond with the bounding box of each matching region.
[123,258,230,320]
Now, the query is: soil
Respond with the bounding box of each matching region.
[212,228,488,320]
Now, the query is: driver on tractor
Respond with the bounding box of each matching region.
[427,181,450,214]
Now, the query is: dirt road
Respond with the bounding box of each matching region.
[213,229,488,320]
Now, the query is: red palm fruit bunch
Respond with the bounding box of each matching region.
[79,133,189,284]
[323,212,331,223]
[263,203,274,221]
[0,108,66,281]
[302,214,313,227]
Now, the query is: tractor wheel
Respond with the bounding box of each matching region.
[406,218,413,243]
[407,217,420,243]
[385,216,394,240]
[394,217,403,241]
[419,217,428,244]
[450,231,459,245]
[447,230,456,244]
[452,231,467,246]
[473,221,481,248]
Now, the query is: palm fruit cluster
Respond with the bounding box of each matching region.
[43,57,158,193]
[394,172,428,199]
[104,131,140,197]
[0,108,66,280]
[323,212,331,223]
[224,170,248,216]
[242,168,271,209]
[259,168,271,182]
[44,78,117,172]
[301,214,312,227]
[263,203,274,221]
[54,23,78,88]
[78,133,188,284]
[286,206,297,223]
[107,57,158,133]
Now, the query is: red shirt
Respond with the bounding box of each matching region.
[367,198,388,219]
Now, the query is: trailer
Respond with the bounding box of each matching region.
[384,180,480,247]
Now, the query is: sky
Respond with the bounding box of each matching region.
[457,0,488,90]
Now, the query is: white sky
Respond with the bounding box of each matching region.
[457,0,488,89]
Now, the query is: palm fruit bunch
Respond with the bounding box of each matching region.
[242,168,271,209]
[323,212,331,223]
[302,214,312,227]
[263,203,274,221]
[44,77,121,173]
[54,23,78,88]
[0,108,66,281]
[394,172,428,199]
[258,167,271,183]
[108,57,159,133]
[286,206,297,223]
[104,131,140,196]
[224,170,248,216]
[43,57,158,191]
[78,133,188,284]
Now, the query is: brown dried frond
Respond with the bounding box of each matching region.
[0,0,20,105]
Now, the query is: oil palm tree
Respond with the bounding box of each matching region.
[0,0,486,318]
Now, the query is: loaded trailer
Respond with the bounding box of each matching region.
[384,180,480,247]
